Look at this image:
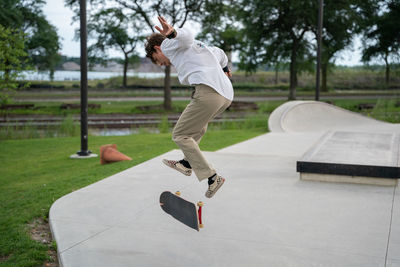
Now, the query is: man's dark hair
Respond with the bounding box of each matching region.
[145,33,166,64]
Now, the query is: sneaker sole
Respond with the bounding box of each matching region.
[162,159,192,176]
[205,178,225,198]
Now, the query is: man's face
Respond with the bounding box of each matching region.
[152,46,171,66]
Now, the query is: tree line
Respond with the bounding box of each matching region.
[1,0,399,106]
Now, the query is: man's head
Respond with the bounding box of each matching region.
[145,33,171,66]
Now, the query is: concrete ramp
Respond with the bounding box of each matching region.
[269,101,400,186]
[268,100,397,133]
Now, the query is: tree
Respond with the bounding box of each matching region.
[0,26,29,104]
[311,0,379,92]
[0,0,61,80]
[362,0,400,85]
[114,0,205,110]
[27,16,61,81]
[238,0,314,100]
[87,8,144,87]
[65,0,204,109]
[197,0,243,69]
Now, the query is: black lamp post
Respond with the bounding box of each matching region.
[71,0,97,159]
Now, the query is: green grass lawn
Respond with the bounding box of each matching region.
[2,98,399,141]
[2,100,191,115]
[5,94,400,117]
[0,128,265,266]
[12,88,400,101]
[323,98,400,123]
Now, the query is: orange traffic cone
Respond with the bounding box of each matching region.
[100,144,132,165]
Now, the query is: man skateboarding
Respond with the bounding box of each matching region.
[145,16,234,198]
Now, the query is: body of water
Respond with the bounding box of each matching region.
[18,70,174,81]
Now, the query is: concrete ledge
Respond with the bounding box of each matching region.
[297,161,400,179]
[297,131,400,185]
[300,173,398,186]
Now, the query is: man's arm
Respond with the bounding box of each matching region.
[155,16,193,50]
[209,46,232,77]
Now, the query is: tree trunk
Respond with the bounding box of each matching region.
[226,42,234,72]
[386,64,390,86]
[226,49,233,70]
[163,65,172,110]
[289,47,297,100]
[4,59,10,86]
[275,62,279,85]
[123,53,128,88]
[49,69,55,82]
[321,62,328,92]
[1,59,10,105]
[384,54,390,86]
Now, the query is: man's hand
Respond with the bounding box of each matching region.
[155,16,174,37]
[223,66,232,77]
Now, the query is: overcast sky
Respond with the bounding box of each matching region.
[43,0,363,66]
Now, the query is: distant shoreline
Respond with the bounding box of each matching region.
[18,70,177,81]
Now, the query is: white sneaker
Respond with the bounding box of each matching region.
[162,159,192,176]
[205,175,225,198]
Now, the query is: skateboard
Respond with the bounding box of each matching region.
[159,191,203,231]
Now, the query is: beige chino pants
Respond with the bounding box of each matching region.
[172,84,232,181]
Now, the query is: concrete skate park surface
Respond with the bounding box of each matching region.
[50,101,400,266]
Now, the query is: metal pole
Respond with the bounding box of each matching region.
[316,0,323,101]
[77,0,90,156]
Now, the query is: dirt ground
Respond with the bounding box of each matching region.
[28,218,59,267]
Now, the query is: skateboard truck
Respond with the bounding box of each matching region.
[197,201,203,228]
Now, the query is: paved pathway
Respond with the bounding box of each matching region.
[50,101,400,266]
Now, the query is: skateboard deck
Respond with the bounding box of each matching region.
[159,191,203,231]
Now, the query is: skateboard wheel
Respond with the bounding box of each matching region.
[175,191,181,196]
[197,201,203,207]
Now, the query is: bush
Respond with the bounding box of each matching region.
[158,116,171,133]
[0,26,29,104]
